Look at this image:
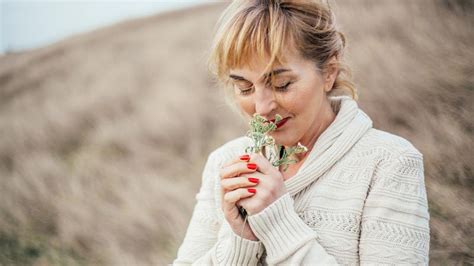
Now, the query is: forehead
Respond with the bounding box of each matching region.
[229,48,313,80]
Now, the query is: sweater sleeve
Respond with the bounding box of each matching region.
[247,193,340,265]
[173,151,264,265]
[246,148,430,265]
[359,149,430,265]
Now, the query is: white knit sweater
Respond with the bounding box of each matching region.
[173,96,430,265]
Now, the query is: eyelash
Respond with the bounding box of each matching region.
[239,82,292,96]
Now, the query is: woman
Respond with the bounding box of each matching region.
[174,0,430,265]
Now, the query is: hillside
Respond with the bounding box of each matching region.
[0,1,472,265]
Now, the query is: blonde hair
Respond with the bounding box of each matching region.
[207,0,358,103]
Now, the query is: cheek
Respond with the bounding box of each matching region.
[283,87,322,116]
[236,98,254,116]
[277,89,306,114]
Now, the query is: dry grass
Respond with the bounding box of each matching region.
[0,1,472,265]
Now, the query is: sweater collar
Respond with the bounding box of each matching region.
[284,95,373,197]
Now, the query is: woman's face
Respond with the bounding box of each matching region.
[229,50,337,147]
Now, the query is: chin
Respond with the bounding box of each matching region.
[270,131,298,147]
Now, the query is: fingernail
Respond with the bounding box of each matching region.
[239,154,250,161]
[247,163,257,170]
[248,177,259,184]
[248,188,256,193]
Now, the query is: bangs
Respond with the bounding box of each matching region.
[209,4,293,84]
[209,1,358,105]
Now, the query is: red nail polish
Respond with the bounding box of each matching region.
[248,177,259,184]
[247,163,257,170]
[239,154,250,161]
[248,188,256,193]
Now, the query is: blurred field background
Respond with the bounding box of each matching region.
[0,0,473,265]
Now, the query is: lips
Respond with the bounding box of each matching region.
[269,117,290,129]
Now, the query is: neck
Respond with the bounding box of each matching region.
[285,98,336,162]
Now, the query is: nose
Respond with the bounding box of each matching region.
[254,86,277,118]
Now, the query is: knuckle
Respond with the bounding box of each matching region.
[276,171,284,179]
[268,185,279,198]
[256,198,266,209]
[223,192,232,202]
[218,168,225,179]
[220,179,227,188]
[259,190,270,200]
[228,182,238,191]
[223,176,249,191]
[269,168,279,176]
[267,184,276,194]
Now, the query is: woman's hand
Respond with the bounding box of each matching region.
[219,153,287,241]
[219,154,259,241]
[233,153,287,214]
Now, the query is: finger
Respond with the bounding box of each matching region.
[221,154,251,168]
[220,173,260,210]
[236,196,255,210]
[219,161,258,180]
[222,188,257,212]
[249,153,277,175]
[221,176,260,191]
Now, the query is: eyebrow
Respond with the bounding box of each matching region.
[229,68,291,83]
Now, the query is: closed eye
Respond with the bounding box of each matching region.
[235,82,292,96]
[236,84,254,95]
[274,82,291,92]
[240,87,253,95]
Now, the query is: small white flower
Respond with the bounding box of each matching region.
[295,142,308,153]
[265,136,275,145]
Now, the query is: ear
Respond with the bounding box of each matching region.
[323,56,339,93]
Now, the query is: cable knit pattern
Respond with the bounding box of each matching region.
[173,96,430,265]
[247,193,318,264]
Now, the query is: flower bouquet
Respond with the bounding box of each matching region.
[239,113,307,218]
